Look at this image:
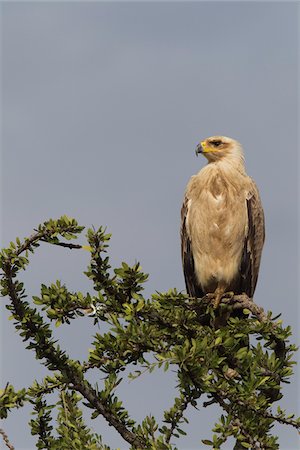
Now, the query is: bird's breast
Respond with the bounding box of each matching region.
[186,170,249,290]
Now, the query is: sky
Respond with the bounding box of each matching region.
[0,2,299,449]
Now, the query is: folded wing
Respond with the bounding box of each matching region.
[180,195,204,298]
[239,180,265,297]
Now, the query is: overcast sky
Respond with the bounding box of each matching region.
[1,2,299,449]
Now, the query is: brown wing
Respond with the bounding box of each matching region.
[181,195,204,298]
[238,180,265,297]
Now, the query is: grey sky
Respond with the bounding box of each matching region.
[1,2,299,449]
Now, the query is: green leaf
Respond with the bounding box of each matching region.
[215,337,222,346]
[257,376,270,387]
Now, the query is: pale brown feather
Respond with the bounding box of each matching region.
[181,139,265,300]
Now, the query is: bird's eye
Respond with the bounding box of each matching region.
[212,140,222,147]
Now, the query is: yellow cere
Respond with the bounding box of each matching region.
[201,140,209,152]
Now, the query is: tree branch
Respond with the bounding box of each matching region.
[1,234,146,449]
[40,238,83,250]
[200,293,270,324]
[0,428,15,450]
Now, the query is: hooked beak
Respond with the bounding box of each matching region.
[195,143,204,157]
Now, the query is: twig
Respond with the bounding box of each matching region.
[211,393,263,448]
[40,238,82,250]
[164,395,191,444]
[0,383,9,398]
[217,389,300,431]
[0,428,15,450]
[203,398,216,408]
[61,389,69,423]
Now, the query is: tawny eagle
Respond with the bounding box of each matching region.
[181,136,265,306]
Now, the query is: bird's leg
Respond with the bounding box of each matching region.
[223,291,235,300]
[213,286,227,308]
[213,293,222,308]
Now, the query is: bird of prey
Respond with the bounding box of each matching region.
[181,136,265,307]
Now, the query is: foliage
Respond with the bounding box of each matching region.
[0,216,299,449]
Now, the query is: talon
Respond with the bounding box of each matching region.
[203,293,215,304]
[204,293,215,300]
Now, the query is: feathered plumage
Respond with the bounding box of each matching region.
[181,136,265,304]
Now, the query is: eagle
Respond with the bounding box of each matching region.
[181,136,265,307]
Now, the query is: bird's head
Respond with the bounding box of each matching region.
[195,136,243,163]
